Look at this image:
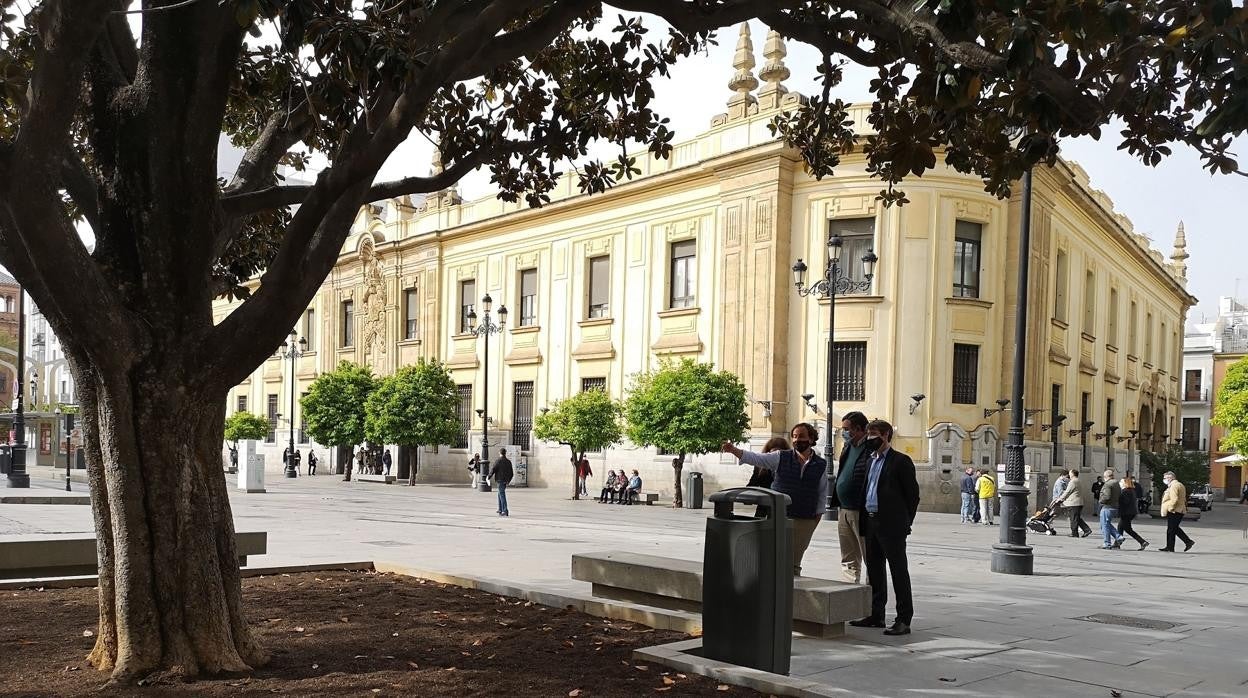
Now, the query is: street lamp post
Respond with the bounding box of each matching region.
[991,164,1036,575]
[467,294,507,493]
[793,229,877,522]
[6,289,28,489]
[280,329,307,479]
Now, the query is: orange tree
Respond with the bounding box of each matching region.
[1,0,1245,685]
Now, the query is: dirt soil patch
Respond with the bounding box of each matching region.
[0,569,762,697]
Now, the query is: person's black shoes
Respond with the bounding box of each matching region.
[883,621,911,636]
[1184,541,1195,552]
[850,617,885,628]
[1157,547,1174,552]
[1139,542,1149,551]
[1081,529,1092,538]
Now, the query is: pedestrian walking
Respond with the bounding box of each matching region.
[1051,470,1070,503]
[1159,471,1195,552]
[577,458,593,497]
[382,449,393,476]
[1116,475,1148,550]
[307,449,318,476]
[959,467,977,524]
[1097,469,1121,549]
[723,422,827,576]
[1056,469,1093,537]
[291,448,301,476]
[1239,482,1248,504]
[491,448,514,517]
[976,469,997,525]
[833,411,871,583]
[850,419,920,636]
[1091,476,1105,515]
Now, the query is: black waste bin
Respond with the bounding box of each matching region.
[75,448,86,470]
[0,445,9,475]
[684,471,704,509]
[702,487,793,675]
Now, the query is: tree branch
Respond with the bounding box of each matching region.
[59,150,103,233]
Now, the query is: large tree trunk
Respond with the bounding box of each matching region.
[673,454,685,508]
[569,446,580,500]
[78,363,268,684]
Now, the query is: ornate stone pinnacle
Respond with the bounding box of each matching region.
[725,23,759,119]
[431,140,444,177]
[1170,220,1189,279]
[758,30,790,104]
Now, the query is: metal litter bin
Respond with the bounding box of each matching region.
[684,470,704,509]
[702,487,793,674]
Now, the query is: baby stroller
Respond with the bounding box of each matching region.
[1026,501,1061,536]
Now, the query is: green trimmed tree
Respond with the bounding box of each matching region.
[534,386,623,500]
[222,410,268,449]
[1141,446,1210,499]
[624,358,748,507]
[364,360,460,486]
[1213,357,1248,457]
[301,361,375,482]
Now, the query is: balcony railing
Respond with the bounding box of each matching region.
[1182,389,1209,403]
[1180,437,1206,452]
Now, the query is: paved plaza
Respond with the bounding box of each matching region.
[4,469,1248,697]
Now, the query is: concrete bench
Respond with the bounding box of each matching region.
[0,531,267,580]
[571,551,870,638]
[357,474,397,484]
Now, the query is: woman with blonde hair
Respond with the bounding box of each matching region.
[1115,474,1149,550]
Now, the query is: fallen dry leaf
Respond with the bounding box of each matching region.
[311,664,319,669]
[293,627,305,633]
[472,640,482,646]
[655,688,672,693]
[81,630,94,638]
[662,676,676,686]
[717,685,730,692]
[568,690,581,697]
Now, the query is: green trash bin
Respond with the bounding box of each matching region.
[702,487,793,675]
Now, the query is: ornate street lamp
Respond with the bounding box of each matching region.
[53,405,74,492]
[280,329,307,478]
[792,228,877,521]
[467,293,507,493]
[6,290,28,489]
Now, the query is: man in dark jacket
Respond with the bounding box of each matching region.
[832,411,871,583]
[382,449,393,476]
[850,419,920,636]
[490,448,514,517]
[959,467,977,523]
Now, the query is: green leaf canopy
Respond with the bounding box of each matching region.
[534,386,623,455]
[1213,356,1248,456]
[223,410,269,444]
[300,361,376,447]
[623,358,748,457]
[365,359,461,448]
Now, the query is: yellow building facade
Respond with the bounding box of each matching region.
[217,29,1195,509]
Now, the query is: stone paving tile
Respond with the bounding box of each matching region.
[802,654,1012,693]
[956,670,1155,698]
[972,648,1199,697]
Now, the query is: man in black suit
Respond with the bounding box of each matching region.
[849,418,920,636]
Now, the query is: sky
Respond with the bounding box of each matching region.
[208,17,1243,326]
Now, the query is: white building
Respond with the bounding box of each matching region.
[1181,323,1214,453]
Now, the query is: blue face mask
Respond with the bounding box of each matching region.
[841,430,852,442]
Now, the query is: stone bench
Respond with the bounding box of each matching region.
[571,551,870,638]
[357,474,397,484]
[0,531,267,581]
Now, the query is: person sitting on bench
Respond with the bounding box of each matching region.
[621,469,642,505]
[599,470,619,503]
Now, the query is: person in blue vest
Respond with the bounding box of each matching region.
[850,418,920,636]
[722,422,827,576]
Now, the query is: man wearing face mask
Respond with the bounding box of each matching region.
[832,411,871,583]
[722,422,827,576]
[850,419,920,636]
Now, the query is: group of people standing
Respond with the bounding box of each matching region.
[958,467,997,525]
[722,413,920,637]
[281,446,318,475]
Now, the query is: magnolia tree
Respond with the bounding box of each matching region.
[1,0,1245,685]
[1213,357,1248,457]
[300,361,375,482]
[624,358,748,507]
[534,387,623,499]
[364,360,460,486]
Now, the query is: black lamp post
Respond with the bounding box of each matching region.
[467,294,507,493]
[6,289,28,489]
[54,406,74,492]
[280,329,307,479]
[793,229,877,521]
[991,162,1035,575]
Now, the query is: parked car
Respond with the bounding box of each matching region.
[1187,484,1215,512]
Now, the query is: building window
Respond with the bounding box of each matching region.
[669,239,697,308]
[303,308,317,352]
[1185,370,1202,400]
[1107,288,1119,348]
[1181,417,1201,451]
[1129,300,1138,355]
[512,381,534,452]
[1160,321,1168,370]
[952,343,979,404]
[1082,270,1096,334]
[459,280,476,334]
[404,288,419,340]
[830,217,874,292]
[237,395,247,414]
[266,394,278,443]
[1105,398,1115,433]
[298,392,308,443]
[340,300,354,348]
[1080,392,1091,443]
[830,341,867,402]
[1054,249,1069,322]
[518,269,538,327]
[952,221,982,299]
[39,423,51,455]
[1050,384,1062,444]
[1145,312,1154,363]
[581,377,606,393]
[587,255,610,318]
[454,384,473,449]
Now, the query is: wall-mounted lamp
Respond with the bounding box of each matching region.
[1094,425,1119,441]
[801,393,820,414]
[908,394,926,415]
[540,407,550,416]
[1115,428,1138,444]
[1068,420,1095,438]
[983,398,1011,418]
[1040,414,1067,432]
[749,395,786,419]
